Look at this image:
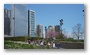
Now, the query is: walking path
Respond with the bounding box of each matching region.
[13,41,28,44]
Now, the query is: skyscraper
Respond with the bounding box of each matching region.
[46,25,55,38]
[47,25,55,33]
[36,24,43,37]
[55,25,60,33]
[28,10,35,37]
[11,4,28,36]
[4,9,11,36]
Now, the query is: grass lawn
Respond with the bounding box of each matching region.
[4,41,47,49]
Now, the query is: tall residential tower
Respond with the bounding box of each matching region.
[55,25,60,33]
[36,24,43,37]
[28,10,35,37]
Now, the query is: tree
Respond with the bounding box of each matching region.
[46,31,58,39]
[72,24,84,40]
[46,31,58,48]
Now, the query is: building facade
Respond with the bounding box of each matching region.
[11,4,28,36]
[36,24,43,37]
[47,25,55,33]
[55,25,60,33]
[46,25,55,38]
[28,10,35,37]
[4,9,11,36]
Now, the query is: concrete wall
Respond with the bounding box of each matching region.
[60,42,84,49]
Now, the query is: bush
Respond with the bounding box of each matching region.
[54,38,84,43]
[4,36,27,42]
[27,37,43,41]
[4,41,47,49]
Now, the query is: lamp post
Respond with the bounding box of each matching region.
[82,10,84,12]
[82,10,84,16]
[45,26,47,38]
[59,19,63,39]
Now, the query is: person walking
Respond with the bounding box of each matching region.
[53,42,56,49]
[57,42,60,49]
[40,41,44,46]
[47,42,50,49]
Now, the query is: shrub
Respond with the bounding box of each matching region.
[4,36,27,42]
[27,37,43,41]
[4,41,47,49]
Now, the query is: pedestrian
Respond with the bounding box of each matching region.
[55,42,57,48]
[31,41,34,44]
[47,42,50,48]
[28,39,31,44]
[40,41,44,46]
[36,41,39,46]
[53,42,56,49]
[57,42,60,49]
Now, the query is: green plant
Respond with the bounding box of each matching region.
[4,36,27,42]
[4,41,47,49]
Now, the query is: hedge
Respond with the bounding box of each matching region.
[4,36,27,42]
[27,37,43,41]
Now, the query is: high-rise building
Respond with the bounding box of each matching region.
[11,4,28,36]
[55,25,60,32]
[45,26,47,38]
[46,25,55,38]
[4,9,11,36]
[36,24,43,37]
[47,25,55,33]
[28,10,35,37]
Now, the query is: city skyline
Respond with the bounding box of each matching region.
[4,4,84,38]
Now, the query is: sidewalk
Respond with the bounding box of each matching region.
[14,41,29,44]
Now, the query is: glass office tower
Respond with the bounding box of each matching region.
[28,10,35,37]
[11,4,28,36]
[4,9,11,36]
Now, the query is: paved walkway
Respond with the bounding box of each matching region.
[7,41,28,44]
[13,41,28,44]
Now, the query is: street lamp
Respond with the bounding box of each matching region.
[59,19,63,39]
[45,26,47,38]
[82,10,84,16]
[82,10,84,12]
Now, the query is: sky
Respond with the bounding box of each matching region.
[4,4,84,38]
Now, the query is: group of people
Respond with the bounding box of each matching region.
[52,42,61,49]
[27,40,60,49]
